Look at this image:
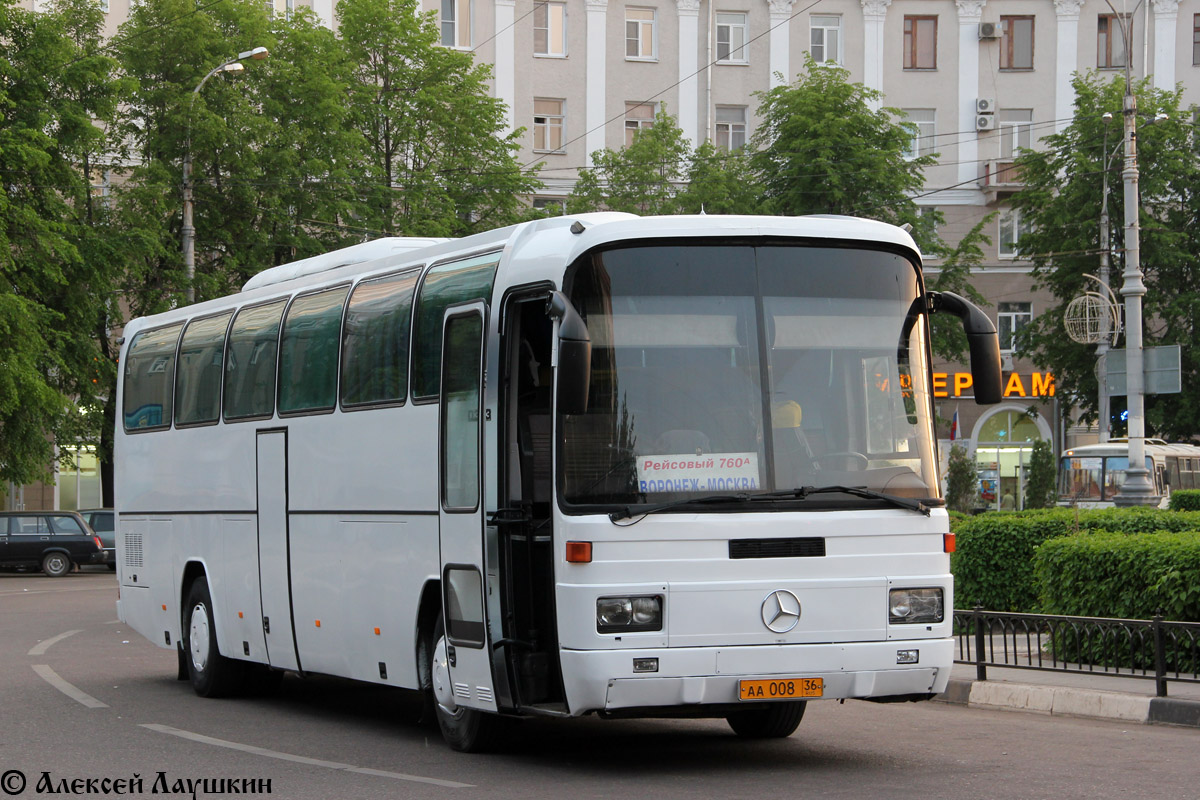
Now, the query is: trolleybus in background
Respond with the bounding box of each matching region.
[115,213,1001,751]
[1058,440,1200,508]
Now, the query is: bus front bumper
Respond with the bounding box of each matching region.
[559,638,953,715]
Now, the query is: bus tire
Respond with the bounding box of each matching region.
[726,701,806,739]
[182,576,242,698]
[41,551,71,578]
[428,613,503,752]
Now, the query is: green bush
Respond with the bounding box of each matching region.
[1033,531,1200,671]
[951,507,1200,612]
[1169,490,1200,512]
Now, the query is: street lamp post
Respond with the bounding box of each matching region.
[1096,113,1116,443]
[1107,0,1158,506]
[182,47,269,304]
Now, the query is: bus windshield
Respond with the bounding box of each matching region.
[561,242,939,509]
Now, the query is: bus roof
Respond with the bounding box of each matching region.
[122,213,922,341]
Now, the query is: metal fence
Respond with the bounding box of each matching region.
[953,607,1200,697]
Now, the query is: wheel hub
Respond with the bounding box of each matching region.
[189,602,210,673]
[431,635,457,713]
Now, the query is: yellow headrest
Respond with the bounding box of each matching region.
[772,400,803,428]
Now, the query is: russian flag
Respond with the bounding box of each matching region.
[950,409,959,442]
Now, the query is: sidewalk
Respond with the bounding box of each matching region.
[936,662,1200,728]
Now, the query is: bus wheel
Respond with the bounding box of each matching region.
[428,613,503,752]
[41,552,71,578]
[182,576,242,698]
[726,701,807,738]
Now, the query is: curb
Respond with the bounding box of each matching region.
[936,678,1200,729]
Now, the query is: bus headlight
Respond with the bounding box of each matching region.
[889,588,944,624]
[597,595,663,633]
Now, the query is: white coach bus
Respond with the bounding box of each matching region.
[115,213,1001,751]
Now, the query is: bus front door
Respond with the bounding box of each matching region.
[436,303,497,712]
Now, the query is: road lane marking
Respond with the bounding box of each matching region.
[140,724,474,788]
[32,664,109,708]
[28,629,82,656]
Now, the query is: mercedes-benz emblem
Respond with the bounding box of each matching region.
[760,590,801,633]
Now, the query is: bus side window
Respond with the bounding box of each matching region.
[411,254,499,401]
[224,300,286,421]
[278,286,350,414]
[124,323,184,431]
[341,269,420,408]
[175,312,232,426]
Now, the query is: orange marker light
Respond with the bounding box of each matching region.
[944,533,956,553]
[374,627,381,635]
[565,541,592,563]
[238,611,244,619]
[161,604,167,611]
[315,620,321,628]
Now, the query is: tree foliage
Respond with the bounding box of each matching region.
[0,0,126,487]
[1012,72,1200,438]
[568,109,691,215]
[1024,438,1057,509]
[945,444,979,513]
[749,55,938,235]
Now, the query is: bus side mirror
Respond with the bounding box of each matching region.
[928,291,1003,405]
[547,291,591,415]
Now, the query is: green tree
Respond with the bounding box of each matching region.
[926,215,994,362]
[945,444,979,513]
[676,141,762,215]
[749,56,937,233]
[1011,72,1199,437]
[338,0,539,238]
[1024,438,1057,509]
[568,109,690,215]
[0,0,127,489]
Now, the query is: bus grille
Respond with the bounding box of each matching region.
[124,531,144,568]
[729,537,825,559]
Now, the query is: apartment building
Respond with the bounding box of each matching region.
[15,0,1198,511]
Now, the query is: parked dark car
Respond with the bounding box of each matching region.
[0,511,104,577]
[79,508,116,570]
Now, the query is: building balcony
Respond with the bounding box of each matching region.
[983,160,1024,197]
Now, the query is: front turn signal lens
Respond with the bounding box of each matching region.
[566,541,592,563]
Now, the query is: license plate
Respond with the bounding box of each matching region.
[738,677,823,701]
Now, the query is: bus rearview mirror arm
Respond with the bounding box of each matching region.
[928,291,1003,405]
[547,291,591,414]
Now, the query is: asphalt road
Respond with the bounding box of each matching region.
[3,569,1198,800]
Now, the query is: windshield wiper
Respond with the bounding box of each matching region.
[608,485,931,522]
[609,493,755,522]
[759,485,931,516]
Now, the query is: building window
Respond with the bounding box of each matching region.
[534,2,566,57]
[1098,14,1128,69]
[441,0,472,48]
[89,168,111,209]
[626,7,656,60]
[716,12,748,63]
[998,208,1031,259]
[533,197,566,215]
[901,109,935,159]
[624,102,655,146]
[810,15,841,65]
[1000,16,1033,70]
[997,302,1033,353]
[715,106,746,150]
[100,0,109,12]
[997,109,1033,159]
[533,98,565,152]
[1193,14,1199,64]
[903,15,937,70]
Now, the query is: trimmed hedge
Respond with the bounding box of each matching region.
[1033,530,1200,621]
[950,508,1200,612]
[1169,490,1200,511]
[1033,531,1200,671]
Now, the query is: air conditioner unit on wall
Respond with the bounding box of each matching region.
[976,115,996,131]
[976,98,997,114]
[979,21,999,39]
